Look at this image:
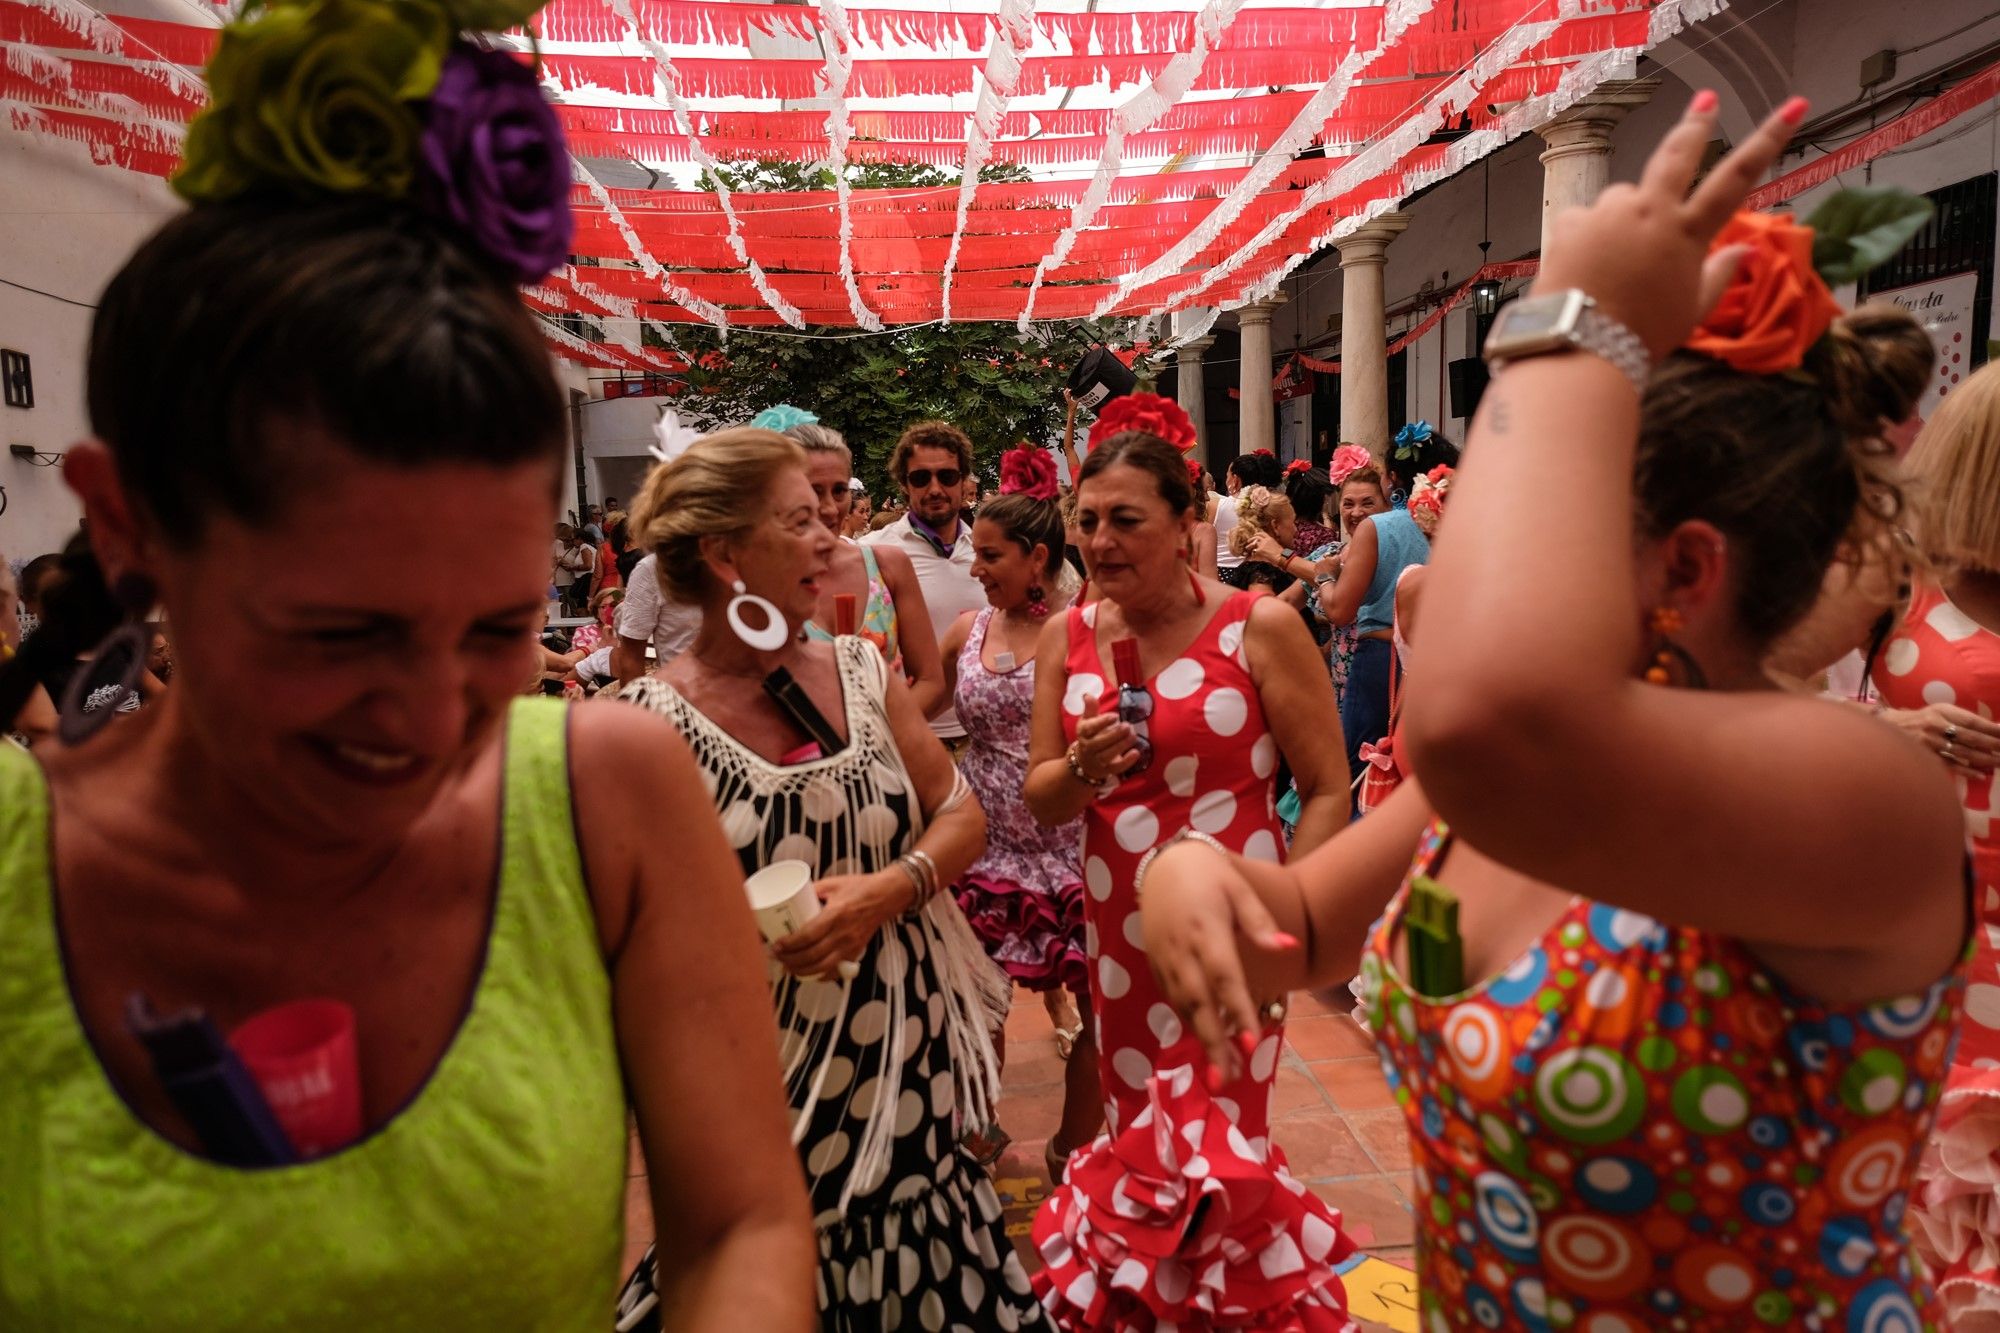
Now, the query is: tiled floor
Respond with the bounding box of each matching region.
[625,986,1414,1326]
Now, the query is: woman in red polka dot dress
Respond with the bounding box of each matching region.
[1876,363,2000,1329]
[1022,410,1359,1331]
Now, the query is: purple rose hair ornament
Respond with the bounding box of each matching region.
[414,42,573,284]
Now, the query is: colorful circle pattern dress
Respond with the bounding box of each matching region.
[1033,590,1359,1332]
[1360,822,1968,1332]
[1874,577,2000,1327]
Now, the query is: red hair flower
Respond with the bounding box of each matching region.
[1284,459,1313,479]
[999,442,1059,501]
[1087,392,1197,453]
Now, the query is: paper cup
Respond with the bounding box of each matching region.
[745,860,820,943]
[231,998,363,1159]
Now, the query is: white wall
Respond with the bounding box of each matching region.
[1253,0,2000,443]
[577,394,665,514]
[0,130,182,565]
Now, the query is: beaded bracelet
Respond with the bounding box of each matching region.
[1133,829,1232,900]
[1066,740,1117,794]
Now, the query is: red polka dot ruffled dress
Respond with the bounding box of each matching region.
[1875,578,2000,1327]
[1032,590,1359,1332]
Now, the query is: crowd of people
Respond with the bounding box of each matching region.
[1,24,1997,1333]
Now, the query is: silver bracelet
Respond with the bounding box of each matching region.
[892,855,928,907]
[904,848,943,907]
[1133,829,1232,900]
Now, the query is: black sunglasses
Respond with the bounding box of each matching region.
[905,468,962,489]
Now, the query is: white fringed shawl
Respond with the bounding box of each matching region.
[625,639,1008,1214]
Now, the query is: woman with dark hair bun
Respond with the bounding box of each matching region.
[1283,464,1337,557]
[1144,95,1967,1329]
[0,2,814,1326]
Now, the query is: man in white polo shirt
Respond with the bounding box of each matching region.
[610,552,700,684]
[861,420,987,742]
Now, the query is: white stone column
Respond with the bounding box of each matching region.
[1235,297,1286,457]
[1334,213,1410,460]
[1175,336,1214,464]
[1534,78,1662,254]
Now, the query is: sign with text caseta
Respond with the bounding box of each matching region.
[1874,271,1981,421]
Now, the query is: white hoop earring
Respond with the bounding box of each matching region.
[727,579,790,652]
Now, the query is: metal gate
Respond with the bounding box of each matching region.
[1862,171,1996,371]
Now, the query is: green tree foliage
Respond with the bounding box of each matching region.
[660,157,1135,498]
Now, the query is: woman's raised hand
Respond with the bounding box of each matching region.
[1248,533,1289,567]
[1535,92,1808,360]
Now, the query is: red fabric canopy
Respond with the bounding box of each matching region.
[0,0,1747,356]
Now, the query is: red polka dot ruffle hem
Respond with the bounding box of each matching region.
[1032,1063,1360,1331]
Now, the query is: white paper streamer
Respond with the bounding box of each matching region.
[939,0,1037,324]
[1160,304,1221,353]
[570,158,733,331]
[1016,0,1246,331]
[815,0,883,331]
[598,0,806,329]
[527,285,681,371]
[1205,0,1730,310]
[18,0,207,106]
[1091,0,1444,321]
[538,311,628,363]
[0,46,185,152]
[562,263,686,357]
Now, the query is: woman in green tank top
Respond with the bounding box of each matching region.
[0,16,815,1327]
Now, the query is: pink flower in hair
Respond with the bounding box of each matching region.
[1328,444,1373,487]
[999,443,1059,501]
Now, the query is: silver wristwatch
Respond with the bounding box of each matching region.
[1482,289,1651,396]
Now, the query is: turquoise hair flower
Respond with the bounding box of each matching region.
[752,404,820,432]
[1393,420,1434,461]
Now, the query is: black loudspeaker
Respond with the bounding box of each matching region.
[1066,345,1138,409]
[1448,357,1489,420]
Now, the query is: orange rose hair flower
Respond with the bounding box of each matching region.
[1683,210,1843,376]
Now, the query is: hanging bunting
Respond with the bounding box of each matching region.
[1092,0,1449,319]
[1208,0,1731,311]
[1018,0,1246,331]
[940,0,1036,323]
[2,0,1746,331]
[595,0,805,327]
[571,158,731,330]
[816,0,883,331]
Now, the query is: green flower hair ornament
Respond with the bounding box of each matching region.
[175,0,453,202]
[172,0,576,283]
